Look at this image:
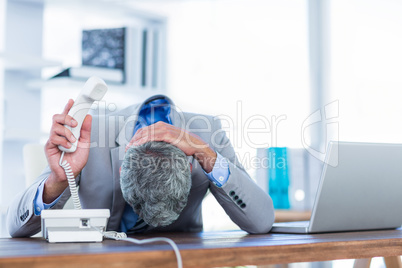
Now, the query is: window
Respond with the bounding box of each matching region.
[330,0,402,143]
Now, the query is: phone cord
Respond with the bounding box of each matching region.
[59,151,82,210]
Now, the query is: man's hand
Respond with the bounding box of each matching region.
[126,121,217,173]
[43,99,92,203]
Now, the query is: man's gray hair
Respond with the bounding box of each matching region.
[120,141,192,227]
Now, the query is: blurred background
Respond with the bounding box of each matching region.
[1,0,402,267]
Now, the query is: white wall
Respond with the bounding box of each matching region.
[0,0,44,238]
[330,0,402,143]
[129,0,310,171]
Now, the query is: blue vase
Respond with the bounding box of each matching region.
[268,147,290,209]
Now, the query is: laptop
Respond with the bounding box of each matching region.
[270,141,402,234]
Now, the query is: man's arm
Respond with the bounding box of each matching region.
[6,166,73,237]
[6,100,91,237]
[43,99,92,203]
[206,117,274,234]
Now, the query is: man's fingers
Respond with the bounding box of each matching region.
[52,114,78,128]
[126,128,157,151]
[133,136,153,146]
[48,132,72,149]
[79,115,92,142]
[132,129,174,146]
[52,124,77,144]
[62,99,74,115]
[131,129,155,144]
[126,135,149,151]
[130,124,183,145]
[126,122,187,151]
[133,124,167,140]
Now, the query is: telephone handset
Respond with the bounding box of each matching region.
[58,76,108,210]
[58,76,108,153]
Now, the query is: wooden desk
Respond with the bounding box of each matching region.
[1,229,402,268]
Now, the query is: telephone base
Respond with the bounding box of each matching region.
[46,227,103,243]
[41,209,110,243]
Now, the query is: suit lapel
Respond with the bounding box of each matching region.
[108,147,125,231]
[169,101,184,129]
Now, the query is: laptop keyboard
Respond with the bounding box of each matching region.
[274,221,309,227]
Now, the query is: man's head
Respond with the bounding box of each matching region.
[120,141,192,227]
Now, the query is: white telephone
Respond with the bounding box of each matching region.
[41,76,111,243]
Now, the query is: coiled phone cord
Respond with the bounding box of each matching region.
[59,151,82,210]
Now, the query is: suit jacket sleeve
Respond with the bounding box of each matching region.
[6,166,74,237]
[208,117,275,234]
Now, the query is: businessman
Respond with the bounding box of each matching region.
[7,95,274,237]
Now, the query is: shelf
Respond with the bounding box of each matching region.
[26,77,166,111]
[0,53,61,70]
[28,77,127,88]
[3,128,48,142]
[28,77,130,91]
[27,77,162,93]
[27,77,87,89]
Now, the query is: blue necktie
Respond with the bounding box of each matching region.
[133,98,172,135]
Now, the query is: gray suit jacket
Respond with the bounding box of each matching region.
[7,95,274,237]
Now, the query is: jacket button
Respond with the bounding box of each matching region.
[237,199,243,205]
[234,195,239,200]
[229,191,235,196]
[241,203,246,209]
